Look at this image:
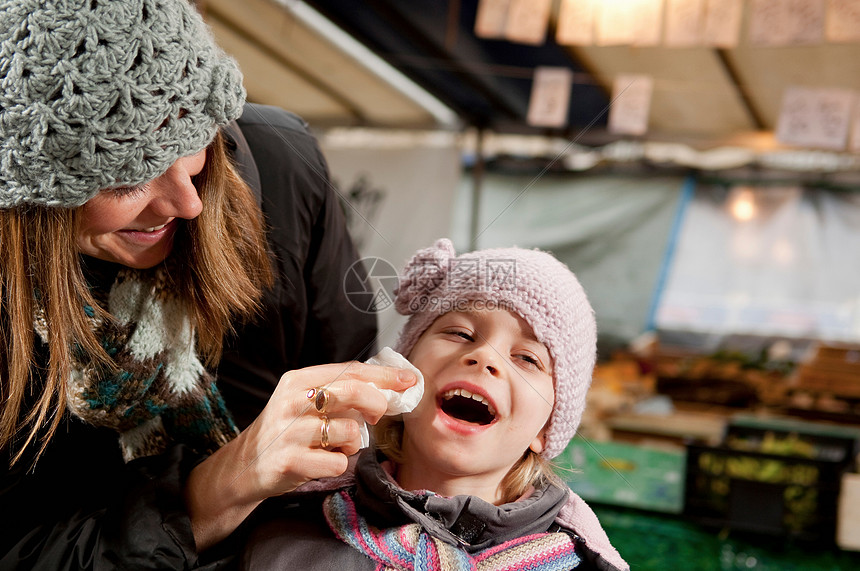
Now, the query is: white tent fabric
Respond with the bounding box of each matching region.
[657,185,860,343]
[450,172,685,351]
[320,135,462,349]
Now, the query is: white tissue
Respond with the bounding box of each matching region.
[366,347,425,414]
[355,347,425,448]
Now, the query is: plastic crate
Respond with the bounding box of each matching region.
[684,418,859,542]
[558,437,686,514]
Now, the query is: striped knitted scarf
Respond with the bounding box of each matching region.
[324,490,581,571]
[34,265,238,462]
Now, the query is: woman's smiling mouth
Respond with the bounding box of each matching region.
[119,219,176,236]
[140,223,168,233]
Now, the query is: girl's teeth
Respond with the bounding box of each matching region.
[441,388,497,416]
[142,223,167,232]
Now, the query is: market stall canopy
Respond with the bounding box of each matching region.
[203,0,860,151]
[203,0,456,129]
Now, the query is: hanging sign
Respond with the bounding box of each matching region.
[776,86,856,150]
[826,0,860,42]
[505,0,552,45]
[664,0,704,47]
[474,0,511,39]
[632,0,664,47]
[556,0,596,46]
[850,98,860,152]
[596,0,637,45]
[748,0,825,46]
[526,67,573,128]
[608,74,654,136]
[702,0,743,47]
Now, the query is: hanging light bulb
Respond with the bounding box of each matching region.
[729,185,756,221]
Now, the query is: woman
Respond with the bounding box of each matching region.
[0,0,413,568]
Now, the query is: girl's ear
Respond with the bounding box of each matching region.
[529,429,547,454]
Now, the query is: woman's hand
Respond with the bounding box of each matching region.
[184,361,416,551]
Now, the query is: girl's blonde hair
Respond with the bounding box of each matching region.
[373,416,563,504]
[0,132,273,465]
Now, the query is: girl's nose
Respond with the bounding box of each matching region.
[464,343,500,376]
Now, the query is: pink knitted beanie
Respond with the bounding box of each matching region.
[393,238,597,459]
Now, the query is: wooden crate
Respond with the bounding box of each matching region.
[796,344,860,399]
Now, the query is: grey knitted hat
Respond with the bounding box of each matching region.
[0,0,246,208]
[393,239,597,459]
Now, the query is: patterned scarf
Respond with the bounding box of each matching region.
[324,490,581,571]
[34,265,238,461]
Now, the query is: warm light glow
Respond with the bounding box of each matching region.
[772,238,795,265]
[729,186,756,221]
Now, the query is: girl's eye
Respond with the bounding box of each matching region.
[515,354,542,370]
[444,330,473,341]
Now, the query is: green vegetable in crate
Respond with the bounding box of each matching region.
[783,485,818,533]
[789,464,819,486]
[711,476,730,496]
[699,452,724,475]
[725,456,786,482]
[761,432,816,458]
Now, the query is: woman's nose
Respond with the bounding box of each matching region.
[148,162,203,220]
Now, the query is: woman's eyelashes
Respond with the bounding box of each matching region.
[109,183,150,199]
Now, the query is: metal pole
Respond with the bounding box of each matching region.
[469,128,485,252]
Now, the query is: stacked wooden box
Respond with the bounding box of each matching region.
[795,344,860,400]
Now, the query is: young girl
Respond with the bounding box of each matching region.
[243,239,628,571]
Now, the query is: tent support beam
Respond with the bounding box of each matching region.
[715,49,766,131]
[469,127,485,252]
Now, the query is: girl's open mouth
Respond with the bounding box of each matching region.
[438,388,497,425]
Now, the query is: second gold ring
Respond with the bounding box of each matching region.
[320,415,331,449]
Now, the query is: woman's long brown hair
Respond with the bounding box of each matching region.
[0,132,273,466]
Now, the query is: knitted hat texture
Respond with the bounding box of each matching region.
[393,238,597,459]
[0,0,246,208]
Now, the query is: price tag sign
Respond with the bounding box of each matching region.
[505,0,552,45]
[749,0,825,45]
[826,0,860,42]
[608,74,654,136]
[474,0,511,39]
[702,0,743,47]
[664,0,704,47]
[776,86,856,150]
[556,0,596,46]
[526,67,573,128]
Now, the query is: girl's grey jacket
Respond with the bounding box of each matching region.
[242,448,629,571]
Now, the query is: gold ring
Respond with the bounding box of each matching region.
[310,386,330,414]
[320,415,331,449]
